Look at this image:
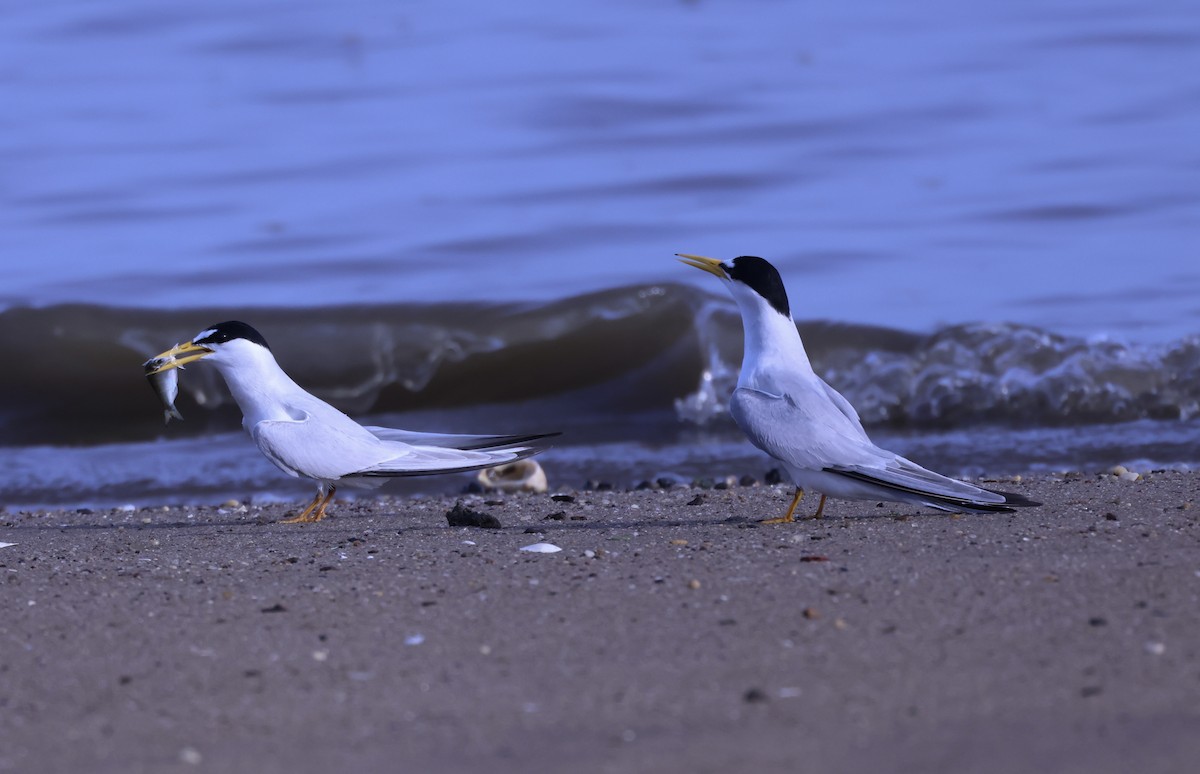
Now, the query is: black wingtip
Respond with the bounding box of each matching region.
[980,486,1041,508]
[457,431,561,451]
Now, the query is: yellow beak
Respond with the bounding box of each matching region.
[676,253,727,279]
[144,341,213,373]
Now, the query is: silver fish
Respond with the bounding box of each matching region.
[144,355,184,425]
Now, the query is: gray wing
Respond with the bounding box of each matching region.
[254,415,549,481]
[730,384,882,472]
[817,376,865,435]
[731,388,1014,508]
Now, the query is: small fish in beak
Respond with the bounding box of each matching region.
[143,353,184,425]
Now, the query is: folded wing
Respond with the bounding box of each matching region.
[253,415,556,481]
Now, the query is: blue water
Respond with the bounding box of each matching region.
[3,0,1198,339]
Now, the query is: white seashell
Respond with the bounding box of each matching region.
[520,542,562,553]
[0,542,15,549]
[1118,471,1140,482]
[477,459,548,493]
[1109,465,1128,476]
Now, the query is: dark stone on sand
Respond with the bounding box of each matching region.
[739,474,757,487]
[261,603,287,613]
[1088,617,1107,627]
[687,495,704,506]
[765,469,784,485]
[635,480,654,490]
[743,688,769,703]
[694,478,715,490]
[445,502,502,529]
[656,477,676,489]
[551,494,575,503]
[544,512,567,521]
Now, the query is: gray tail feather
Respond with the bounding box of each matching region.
[364,427,560,451]
[826,468,1040,513]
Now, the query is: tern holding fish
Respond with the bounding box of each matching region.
[678,253,1039,521]
[144,321,557,523]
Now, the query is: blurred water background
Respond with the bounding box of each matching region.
[1,0,1197,508]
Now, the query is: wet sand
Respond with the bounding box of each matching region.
[2,471,1198,774]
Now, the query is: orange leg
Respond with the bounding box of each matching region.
[810,493,827,519]
[762,487,804,524]
[309,485,337,522]
[280,486,336,524]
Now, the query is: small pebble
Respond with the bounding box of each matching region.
[743,688,768,703]
[687,579,701,590]
[445,502,502,529]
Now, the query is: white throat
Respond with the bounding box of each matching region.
[728,282,813,388]
[206,342,306,427]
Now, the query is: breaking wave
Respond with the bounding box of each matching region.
[2,284,1199,448]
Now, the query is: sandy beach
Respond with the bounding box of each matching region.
[1,470,1198,773]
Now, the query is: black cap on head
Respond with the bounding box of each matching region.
[726,256,790,318]
[194,321,271,350]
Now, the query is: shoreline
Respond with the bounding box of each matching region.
[2,471,1198,773]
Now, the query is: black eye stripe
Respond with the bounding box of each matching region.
[727,256,790,317]
[194,321,272,350]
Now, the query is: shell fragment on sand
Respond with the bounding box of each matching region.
[477,459,548,493]
[520,540,561,552]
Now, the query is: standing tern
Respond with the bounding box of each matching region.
[678,254,1038,521]
[145,321,558,523]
